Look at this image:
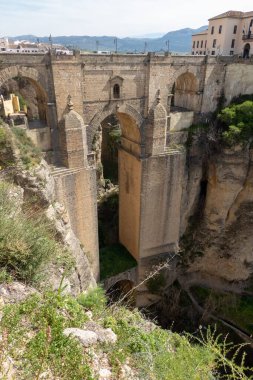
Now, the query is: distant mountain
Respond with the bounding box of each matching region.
[131,33,165,39]
[11,26,207,53]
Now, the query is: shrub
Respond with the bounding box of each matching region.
[218,100,253,146]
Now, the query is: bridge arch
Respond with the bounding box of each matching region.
[88,103,143,151]
[0,65,49,123]
[0,66,48,97]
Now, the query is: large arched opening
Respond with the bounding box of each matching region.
[0,67,51,153]
[0,76,47,126]
[93,107,141,280]
[171,72,199,111]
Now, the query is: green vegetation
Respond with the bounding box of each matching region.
[0,182,74,284]
[192,286,253,335]
[185,122,209,148]
[0,126,15,168]
[147,272,166,293]
[77,286,107,316]
[218,100,253,146]
[1,291,92,380]
[17,93,27,111]
[100,243,137,280]
[12,126,41,168]
[1,286,251,379]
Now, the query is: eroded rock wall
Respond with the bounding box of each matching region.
[180,141,253,286]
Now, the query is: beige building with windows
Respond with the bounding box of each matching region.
[192,10,253,57]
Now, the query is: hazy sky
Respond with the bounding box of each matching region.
[1,0,252,37]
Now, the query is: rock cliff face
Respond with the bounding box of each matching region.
[180,138,253,288]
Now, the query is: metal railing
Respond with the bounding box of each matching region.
[242,33,253,40]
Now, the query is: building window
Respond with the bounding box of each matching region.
[200,51,202,55]
[211,51,215,55]
[250,19,253,27]
[219,25,222,34]
[201,40,203,48]
[197,41,199,48]
[193,41,195,48]
[212,39,216,48]
[233,25,237,34]
[211,26,214,34]
[231,39,235,48]
[192,51,194,55]
[230,51,234,56]
[204,51,206,55]
[205,40,207,48]
[113,83,120,99]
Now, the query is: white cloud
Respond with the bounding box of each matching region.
[0,0,252,37]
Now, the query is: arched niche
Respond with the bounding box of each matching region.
[172,71,199,111]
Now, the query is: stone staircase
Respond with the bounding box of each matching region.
[165,145,185,155]
[50,165,84,178]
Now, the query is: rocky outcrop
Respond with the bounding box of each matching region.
[180,141,253,286]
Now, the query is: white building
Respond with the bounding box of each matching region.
[192,10,253,57]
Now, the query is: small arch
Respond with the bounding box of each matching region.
[243,43,250,59]
[113,83,120,99]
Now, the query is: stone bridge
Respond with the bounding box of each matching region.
[1,52,253,304]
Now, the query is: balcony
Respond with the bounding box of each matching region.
[242,33,253,40]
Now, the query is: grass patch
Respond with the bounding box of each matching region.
[99,243,137,280]
[12,126,41,168]
[1,291,92,380]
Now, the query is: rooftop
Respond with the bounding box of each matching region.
[192,30,208,37]
[209,10,244,21]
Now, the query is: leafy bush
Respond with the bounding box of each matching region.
[0,182,73,283]
[218,100,253,146]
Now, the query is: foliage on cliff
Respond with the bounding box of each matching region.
[0,182,73,285]
[0,121,41,169]
[218,100,253,146]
